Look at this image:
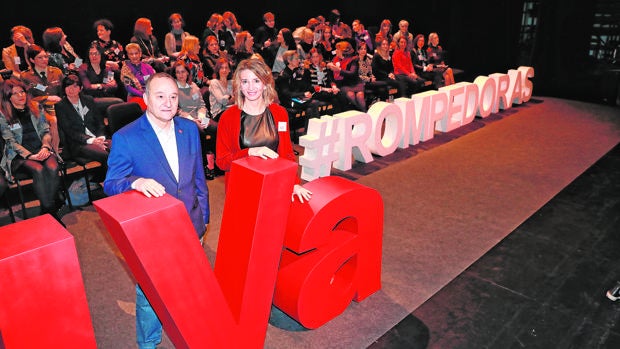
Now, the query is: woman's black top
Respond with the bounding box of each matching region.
[17,109,42,154]
[239,108,279,152]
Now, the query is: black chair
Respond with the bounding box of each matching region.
[10,164,74,220]
[0,139,16,223]
[61,156,102,206]
[1,189,15,224]
[106,102,143,135]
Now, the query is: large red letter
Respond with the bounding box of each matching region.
[274,176,383,328]
[94,157,297,348]
[0,215,96,348]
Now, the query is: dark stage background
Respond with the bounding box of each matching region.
[2,0,615,103]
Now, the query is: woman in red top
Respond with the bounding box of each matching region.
[215,57,312,202]
[392,36,427,96]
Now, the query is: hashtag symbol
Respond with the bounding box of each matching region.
[298,116,340,181]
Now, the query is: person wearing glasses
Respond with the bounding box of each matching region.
[0,79,64,225]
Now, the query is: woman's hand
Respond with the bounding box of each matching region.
[292,184,312,203]
[248,146,279,159]
[29,147,52,161]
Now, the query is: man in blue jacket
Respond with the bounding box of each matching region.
[104,72,209,349]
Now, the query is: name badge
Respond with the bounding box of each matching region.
[9,123,22,131]
[14,56,21,65]
[192,92,200,100]
[35,84,47,92]
[74,58,83,68]
[278,121,287,132]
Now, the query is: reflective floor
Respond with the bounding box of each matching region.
[370,143,620,348]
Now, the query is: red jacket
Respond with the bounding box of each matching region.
[392,48,414,75]
[216,103,298,191]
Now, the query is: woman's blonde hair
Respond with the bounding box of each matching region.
[231,58,277,107]
[180,35,200,55]
[125,42,142,54]
[233,31,253,54]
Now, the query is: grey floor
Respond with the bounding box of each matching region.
[370,143,620,348]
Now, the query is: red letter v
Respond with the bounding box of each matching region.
[95,158,298,348]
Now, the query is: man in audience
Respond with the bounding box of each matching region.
[253,12,278,53]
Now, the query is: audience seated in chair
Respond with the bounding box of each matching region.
[327,41,366,111]
[2,25,35,80]
[120,43,155,111]
[78,43,125,115]
[91,18,126,71]
[55,73,110,182]
[0,79,64,224]
[427,32,455,86]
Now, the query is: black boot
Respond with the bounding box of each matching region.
[204,166,215,180]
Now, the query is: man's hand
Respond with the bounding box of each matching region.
[133,178,166,198]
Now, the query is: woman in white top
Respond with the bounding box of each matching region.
[208,57,234,120]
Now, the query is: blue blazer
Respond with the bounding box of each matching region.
[103,114,209,237]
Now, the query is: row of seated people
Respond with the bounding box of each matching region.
[2,12,455,111]
[0,29,453,191]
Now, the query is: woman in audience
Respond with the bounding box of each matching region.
[2,25,35,80]
[392,36,426,96]
[170,60,215,179]
[176,35,207,89]
[306,47,347,113]
[412,34,443,88]
[201,13,224,48]
[372,37,405,98]
[79,43,125,102]
[0,79,64,223]
[164,13,190,62]
[427,32,455,86]
[230,31,256,70]
[130,17,169,72]
[172,60,209,124]
[55,73,110,180]
[352,19,374,52]
[42,27,81,75]
[215,57,312,202]
[208,57,234,120]
[91,19,126,71]
[120,43,155,111]
[356,41,388,103]
[21,45,64,101]
[221,11,242,53]
[296,27,314,61]
[316,24,336,62]
[21,45,64,151]
[269,28,297,76]
[207,58,235,178]
[374,19,394,51]
[201,35,228,81]
[327,41,366,111]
